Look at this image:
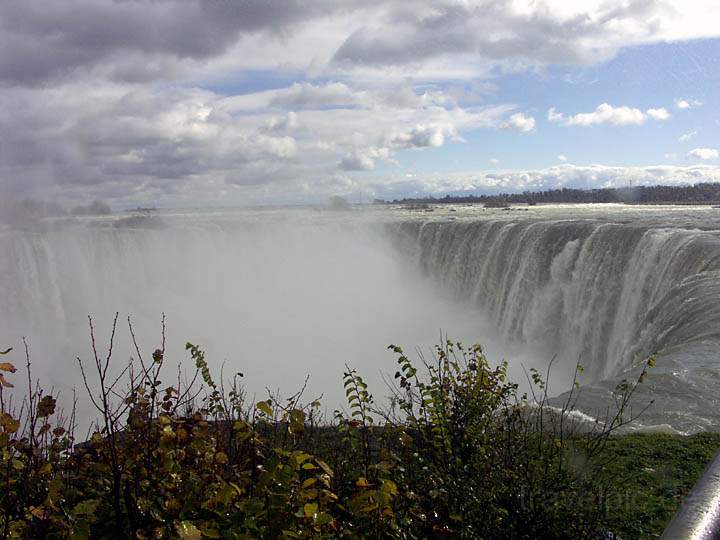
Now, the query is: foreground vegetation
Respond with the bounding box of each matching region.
[598,432,720,539]
[0,318,713,539]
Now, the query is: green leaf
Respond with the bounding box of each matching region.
[302,478,317,489]
[315,512,333,525]
[199,525,221,538]
[316,459,334,477]
[256,401,273,417]
[380,479,398,496]
[0,412,20,433]
[72,499,100,518]
[176,521,202,540]
[289,409,305,424]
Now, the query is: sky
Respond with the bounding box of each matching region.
[1,0,720,208]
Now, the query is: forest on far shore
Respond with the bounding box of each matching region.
[383,182,720,206]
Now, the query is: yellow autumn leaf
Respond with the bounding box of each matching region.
[303,503,318,517]
[355,476,370,488]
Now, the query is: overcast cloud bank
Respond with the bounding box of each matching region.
[2,0,720,207]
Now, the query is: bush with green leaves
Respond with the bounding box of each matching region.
[0,318,654,539]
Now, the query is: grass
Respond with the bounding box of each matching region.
[599,432,720,539]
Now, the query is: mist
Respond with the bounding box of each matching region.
[0,209,539,426]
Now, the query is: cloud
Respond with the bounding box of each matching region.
[339,147,391,171]
[369,164,720,200]
[265,112,299,133]
[547,107,565,123]
[391,124,449,149]
[340,153,376,171]
[0,79,511,207]
[679,130,697,142]
[228,82,464,115]
[332,1,720,74]
[5,1,720,89]
[646,107,670,120]
[192,163,720,204]
[0,0,360,86]
[2,1,720,207]
[269,82,368,110]
[0,84,300,203]
[664,153,677,159]
[499,113,536,133]
[687,148,719,160]
[548,103,671,126]
[489,158,500,165]
[557,155,568,162]
[675,98,702,109]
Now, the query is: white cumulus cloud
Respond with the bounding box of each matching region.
[679,130,698,142]
[557,154,568,162]
[369,164,720,200]
[392,124,447,149]
[646,107,671,120]
[688,148,719,160]
[548,103,671,126]
[499,113,536,132]
[675,98,702,109]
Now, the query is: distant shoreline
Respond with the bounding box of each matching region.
[378,182,720,207]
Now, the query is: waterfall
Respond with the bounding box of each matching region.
[2,210,720,431]
[0,214,493,417]
[392,218,720,380]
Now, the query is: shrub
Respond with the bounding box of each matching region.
[0,319,652,539]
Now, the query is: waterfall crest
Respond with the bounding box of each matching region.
[392,218,720,380]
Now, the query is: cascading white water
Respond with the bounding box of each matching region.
[391,218,720,381]
[2,205,720,432]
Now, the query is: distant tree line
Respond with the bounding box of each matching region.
[385,182,720,206]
